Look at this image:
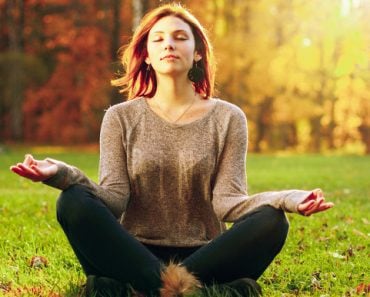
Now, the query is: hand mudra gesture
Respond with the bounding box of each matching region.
[10,154,57,182]
[298,189,334,216]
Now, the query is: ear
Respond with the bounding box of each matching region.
[194,52,202,62]
[145,57,151,64]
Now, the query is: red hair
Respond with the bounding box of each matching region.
[111,3,215,99]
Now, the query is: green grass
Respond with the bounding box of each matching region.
[0,148,369,296]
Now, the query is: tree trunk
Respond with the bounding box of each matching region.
[254,96,274,152]
[359,124,370,154]
[132,0,151,30]
[132,0,144,31]
[310,116,322,152]
[110,0,123,105]
[6,0,24,141]
[326,97,336,149]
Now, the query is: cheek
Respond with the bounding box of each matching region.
[146,48,153,61]
[184,42,196,60]
[146,44,159,61]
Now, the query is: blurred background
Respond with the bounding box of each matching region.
[1,0,369,154]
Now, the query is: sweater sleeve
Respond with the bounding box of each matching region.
[212,108,311,222]
[43,106,129,218]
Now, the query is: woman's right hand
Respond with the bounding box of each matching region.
[10,154,58,182]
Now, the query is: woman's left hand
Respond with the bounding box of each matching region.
[298,189,334,216]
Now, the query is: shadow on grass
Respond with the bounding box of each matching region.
[60,283,260,297]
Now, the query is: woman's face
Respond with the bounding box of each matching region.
[145,16,201,78]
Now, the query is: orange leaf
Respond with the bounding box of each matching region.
[356,283,370,294]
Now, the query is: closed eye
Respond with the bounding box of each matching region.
[175,31,189,40]
[152,37,163,42]
[150,30,190,42]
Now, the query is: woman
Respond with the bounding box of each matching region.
[10,3,333,297]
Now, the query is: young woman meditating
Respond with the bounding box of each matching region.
[11,4,333,297]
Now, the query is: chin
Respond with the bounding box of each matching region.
[157,69,187,77]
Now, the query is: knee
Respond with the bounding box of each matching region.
[56,184,91,225]
[260,205,289,244]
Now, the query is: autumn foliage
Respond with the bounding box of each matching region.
[1,0,369,153]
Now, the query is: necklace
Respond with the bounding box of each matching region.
[152,96,196,124]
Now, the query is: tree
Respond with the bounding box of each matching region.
[4,0,25,141]
[1,0,369,152]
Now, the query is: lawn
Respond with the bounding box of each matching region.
[0,147,369,296]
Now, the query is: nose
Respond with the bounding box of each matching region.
[163,36,175,50]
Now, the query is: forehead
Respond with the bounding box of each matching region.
[149,15,193,34]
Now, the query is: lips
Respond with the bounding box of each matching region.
[160,54,179,60]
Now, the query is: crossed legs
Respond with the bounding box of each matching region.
[56,185,289,294]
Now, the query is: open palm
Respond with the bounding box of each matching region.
[10,154,57,182]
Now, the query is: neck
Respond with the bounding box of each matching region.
[152,75,196,106]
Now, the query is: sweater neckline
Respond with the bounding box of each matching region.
[142,97,219,128]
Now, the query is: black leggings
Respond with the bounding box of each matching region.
[56,185,289,294]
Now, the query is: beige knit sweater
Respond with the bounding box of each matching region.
[44,97,312,246]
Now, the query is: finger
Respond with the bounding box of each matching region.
[11,166,38,181]
[305,200,321,216]
[317,202,334,212]
[302,189,322,203]
[314,188,323,197]
[10,164,20,171]
[24,154,34,166]
[305,207,317,216]
[17,164,42,180]
[309,188,323,200]
[305,201,332,216]
[315,197,324,208]
[300,200,315,209]
[300,198,322,216]
[18,163,36,173]
[298,200,315,213]
[10,165,25,175]
[303,205,318,216]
